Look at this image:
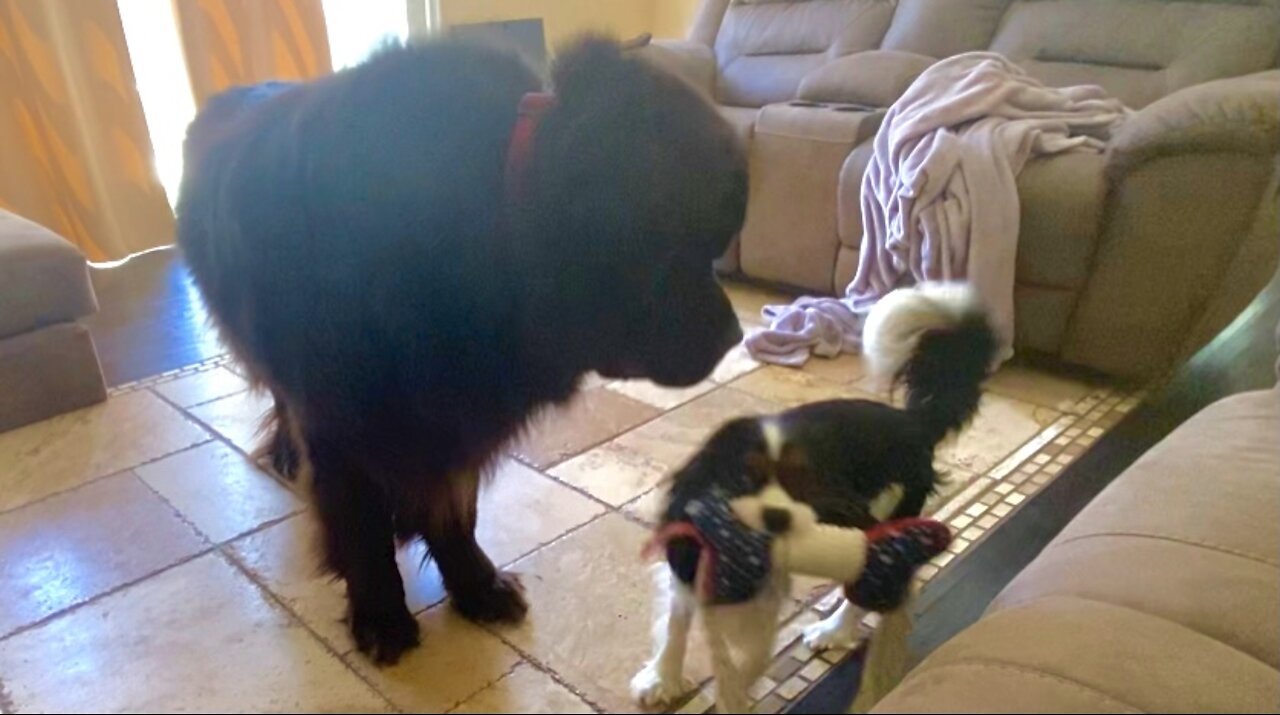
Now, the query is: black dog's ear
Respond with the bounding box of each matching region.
[620,32,653,51]
[550,35,643,102]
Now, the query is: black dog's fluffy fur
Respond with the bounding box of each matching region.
[661,288,998,602]
[176,37,747,664]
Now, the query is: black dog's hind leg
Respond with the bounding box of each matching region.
[256,394,303,480]
[308,437,419,665]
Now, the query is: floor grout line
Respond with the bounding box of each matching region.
[215,547,405,714]
[512,453,627,516]
[0,544,220,644]
[107,353,233,397]
[0,434,217,520]
[0,498,314,649]
[438,660,530,714]
[150,386,308,499]
[476,621,614,714]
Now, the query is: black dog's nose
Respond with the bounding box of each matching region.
[721,322,744,352]
[761,507,792,534]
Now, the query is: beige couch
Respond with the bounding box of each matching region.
[871,338,1280,712]
[639,0,1280,378]
[0,210,107,432]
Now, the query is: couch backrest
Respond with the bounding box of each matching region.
[698,0,1280,109]
[878,0,1014,58]
[988,0,1280,108]
[712,0,896,106]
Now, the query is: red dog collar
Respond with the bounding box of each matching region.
[504,92,555,203]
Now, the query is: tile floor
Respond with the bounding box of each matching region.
[0,282,1135,714]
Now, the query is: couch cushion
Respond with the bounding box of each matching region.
[1064,151,1277,378]
[996,535,1280,668]
[880,0,1013,58]
[989,0,1280,109]
[1016,152,1107,291]
[717,104,760,145]
[0,211,98,339]
[714,0,896,107]
[738,103,879,291]
[1012,284,1077,354]
[836,140,875,250]
[994,389,1280,664]
[872,597,1280,713]
[875,389,1280,713]
[834,244,858,293]
[796,49,935,106]
[690,0,733,46]
[836,138,1105,301]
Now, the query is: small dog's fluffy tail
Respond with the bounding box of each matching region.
[863,283,998,446]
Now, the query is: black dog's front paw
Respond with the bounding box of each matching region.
[451,571,528,624]
[351,605,421,665]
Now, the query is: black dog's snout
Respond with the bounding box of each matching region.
[761,507,792,534]
[714,322,744,358]
[725,322,744,348]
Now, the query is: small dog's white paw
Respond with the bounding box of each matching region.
[630,664,692,708]
[803,615,862,652]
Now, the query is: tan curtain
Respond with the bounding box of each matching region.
[0,0,175,261]
[174,0,332,108]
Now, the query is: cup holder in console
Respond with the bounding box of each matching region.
[786,100,885,113]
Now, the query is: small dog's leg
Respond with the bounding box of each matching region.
[736,577,788,690]
[701,578,786,712]
[706,624,750,714]
[803,599,865,651]
[631,568,696,707]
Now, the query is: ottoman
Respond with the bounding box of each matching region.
[0,210,107,433]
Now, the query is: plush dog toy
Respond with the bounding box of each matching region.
[634,483,950,713]
[733,484,951,611]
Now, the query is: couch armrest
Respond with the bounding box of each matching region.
[629,38,717,97]
[1106,70,1280,179]
[796,50,935,108]
[1062,71,1280,377]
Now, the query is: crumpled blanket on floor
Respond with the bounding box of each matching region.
[745,52,1130,367]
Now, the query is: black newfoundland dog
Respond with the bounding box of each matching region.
[175,36,748,664]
